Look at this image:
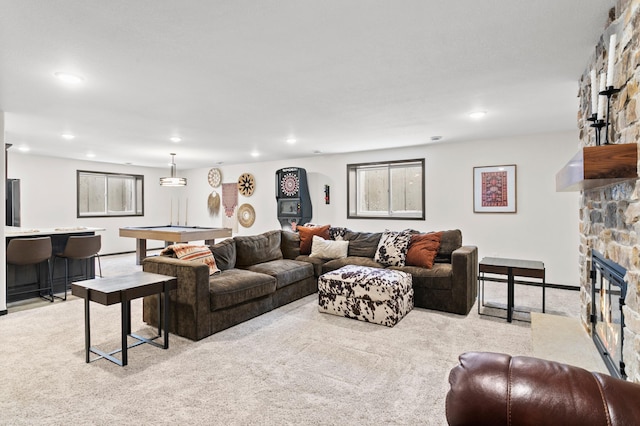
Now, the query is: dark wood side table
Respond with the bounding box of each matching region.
[71,271,177,366]
[478,257,545,323]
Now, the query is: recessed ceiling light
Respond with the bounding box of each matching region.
[313,150,322,154]
[61,133,75,140]
[18,146,30,152]
[430,136,443,141]
[54,72,84,85]
[86,153,95,158]
[251,151,260,157]
[170,136,182,143]
[286,138,297,144]
[469,111,487,119]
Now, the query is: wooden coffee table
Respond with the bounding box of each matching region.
[71,271,177,366]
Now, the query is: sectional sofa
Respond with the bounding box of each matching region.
[142,227,478,341]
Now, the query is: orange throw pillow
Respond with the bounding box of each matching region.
[298,224,331,255]
[405,231,443,269]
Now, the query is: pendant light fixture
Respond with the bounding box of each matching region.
[160,153,187,187]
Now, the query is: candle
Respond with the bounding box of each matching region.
[170,199,173,225]
[177,198,180,225]
[606,34,617,88]
[590,69,598,115]
[597,73,607,120]
[185,197,188,226]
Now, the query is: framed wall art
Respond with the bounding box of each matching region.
[473,164,517,213]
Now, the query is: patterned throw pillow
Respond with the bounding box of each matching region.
[329,226,349,241]
[161,244,220,275]
[374,230,412,267]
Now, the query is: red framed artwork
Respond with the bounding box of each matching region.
[473,164,517,213]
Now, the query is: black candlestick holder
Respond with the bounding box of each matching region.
[599,85,621,145]
[590,118,606,146]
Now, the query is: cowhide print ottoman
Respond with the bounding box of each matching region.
[318,265,413,327]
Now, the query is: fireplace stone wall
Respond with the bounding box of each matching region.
[577,0,640,382]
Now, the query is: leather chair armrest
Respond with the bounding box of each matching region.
[446,351,640,426]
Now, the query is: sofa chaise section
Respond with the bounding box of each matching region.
[143,230,316,341]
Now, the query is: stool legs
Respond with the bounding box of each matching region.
[52,255,100,301]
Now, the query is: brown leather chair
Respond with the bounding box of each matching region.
[446,351,640,426]
[6,236,54,302]
[52,235,102,300]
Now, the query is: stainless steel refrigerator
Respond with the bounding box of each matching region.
[6,178,20,227]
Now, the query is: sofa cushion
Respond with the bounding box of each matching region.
[235,230,283,267]
[435,229,462,263]
[281,230,301,259]
[245,259,314,289]
[344,231,382,258]
[321,256,385,274]
[295,255,326,277]
[209,269,276,311]
[390,263,453,290]
[374,230,412,267]
[309,235,349,259]
[210,238,236,271]
[406,231,443,269]
[298,224,331,255]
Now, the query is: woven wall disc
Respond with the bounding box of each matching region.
[237,203,255,227]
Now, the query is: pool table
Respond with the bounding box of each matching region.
[119,225,232,264]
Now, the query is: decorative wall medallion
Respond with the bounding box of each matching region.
[237,173,255,196]
[208,168,222,188]
[280,172,299,196]
[237,203,256,227]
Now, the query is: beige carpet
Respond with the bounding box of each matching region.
[1,252,591,425]
[1,291,538,425]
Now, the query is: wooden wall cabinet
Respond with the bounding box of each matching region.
[556,143,638,192]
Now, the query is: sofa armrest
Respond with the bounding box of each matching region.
[446,351,640,426]
[142,256,211,341]
[450,245,478,315]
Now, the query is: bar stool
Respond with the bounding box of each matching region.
[52,235,102,300]
[6,236,54,302]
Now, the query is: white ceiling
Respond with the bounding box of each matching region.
[0,0,615,170]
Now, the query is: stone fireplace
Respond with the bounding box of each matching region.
[591,250,627,379]
[576,0,640,383]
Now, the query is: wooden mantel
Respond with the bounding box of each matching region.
[556,143,639,192]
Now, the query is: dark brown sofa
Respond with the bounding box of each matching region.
[297,229,478,315]
[142,230,316,341]
[142,228,477,341]
[446,351,640,426]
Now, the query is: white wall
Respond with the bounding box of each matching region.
[7,153,189,254]
[186,131,581,286]
[7,130,581,287]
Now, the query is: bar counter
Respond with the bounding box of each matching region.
[6,226,105,303]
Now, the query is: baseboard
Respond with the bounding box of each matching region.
[0,309,7,316]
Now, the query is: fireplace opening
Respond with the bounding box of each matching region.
[590,250,627,379]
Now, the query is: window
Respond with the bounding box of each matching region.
[77,170,144,217]
[347,159,424,219]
